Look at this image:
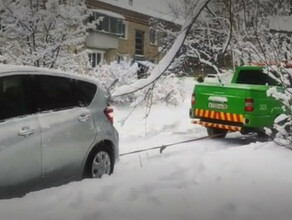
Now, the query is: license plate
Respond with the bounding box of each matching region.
[208,102,228,110]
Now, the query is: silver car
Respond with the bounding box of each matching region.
[0,64,119,198]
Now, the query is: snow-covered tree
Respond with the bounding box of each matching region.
[266,67,292,147]
[155,0,231,75]
[234,0,292,146]
[0,0,92,73]
[152,0,292,73]
[94,59,184,107]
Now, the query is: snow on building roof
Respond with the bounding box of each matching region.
[91,8,125,19]
[97,0,179,23]
[270,16,292,32]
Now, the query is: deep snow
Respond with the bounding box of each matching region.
[1,78,292,220]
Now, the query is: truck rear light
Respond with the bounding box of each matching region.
[245,98,254,112]
[104,106,114,124]
[192,93,196,105]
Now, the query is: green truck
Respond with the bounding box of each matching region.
[189,66,283,137]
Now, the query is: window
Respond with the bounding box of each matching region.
[35,75,77,112]
[100,16,110,32]
[150,29,157,45]
[0,75,34,121]
[110,17,119,33]
[119,21,128,39]
[135,31,144,55]
[74,80,97,107]
[90,11,123,35]
[88,51,104,68]
[129,0,133,5]
[237,70,278,86]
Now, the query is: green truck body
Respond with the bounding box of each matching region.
[189,66,283,136]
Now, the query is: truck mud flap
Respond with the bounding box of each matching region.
[192,120,242,132]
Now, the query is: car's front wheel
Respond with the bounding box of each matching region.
[83,146,114,179]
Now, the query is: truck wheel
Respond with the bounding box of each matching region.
[207,127,227,138]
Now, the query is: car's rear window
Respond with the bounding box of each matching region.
[74,80,97,107]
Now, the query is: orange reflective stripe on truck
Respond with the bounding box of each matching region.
[195,109,244,123]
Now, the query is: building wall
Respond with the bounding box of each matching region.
[118,21,160,62]
[85,0,168,64]
[96,20,161,64]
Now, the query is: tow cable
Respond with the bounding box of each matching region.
[119,132,227,157]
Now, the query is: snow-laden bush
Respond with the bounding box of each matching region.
[266,67,292,147]
[93,59,184,106]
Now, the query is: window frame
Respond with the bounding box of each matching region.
[88,50,105,68]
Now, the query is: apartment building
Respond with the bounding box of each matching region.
[85,0,177,67]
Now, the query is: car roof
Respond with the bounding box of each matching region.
[0,64,100,85]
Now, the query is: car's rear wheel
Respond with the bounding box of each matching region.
[83,145,114,179]
[207,127,227,138]
[91,150,111,178]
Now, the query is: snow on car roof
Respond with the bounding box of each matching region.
[0,64,100,85]
[0,64,39,73]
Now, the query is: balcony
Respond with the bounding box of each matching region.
[85,9,125,49]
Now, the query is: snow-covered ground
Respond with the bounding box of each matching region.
[1,78,292,220]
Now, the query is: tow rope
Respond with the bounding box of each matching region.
[119,133,227,157]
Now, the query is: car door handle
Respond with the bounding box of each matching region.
[18,127,35,137]
[78,114,90,122]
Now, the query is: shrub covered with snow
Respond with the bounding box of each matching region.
[93,60,184,106]
[266,67,292,147]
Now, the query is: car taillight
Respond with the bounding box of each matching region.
[192,93,196,105]
[104,106,114,124]
[245,98,254,112]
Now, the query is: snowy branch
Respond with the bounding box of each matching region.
[112,0,211,97]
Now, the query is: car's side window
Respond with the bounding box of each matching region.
[74,80,97,107]
[35,75,78,112]
[0,75,34,121]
